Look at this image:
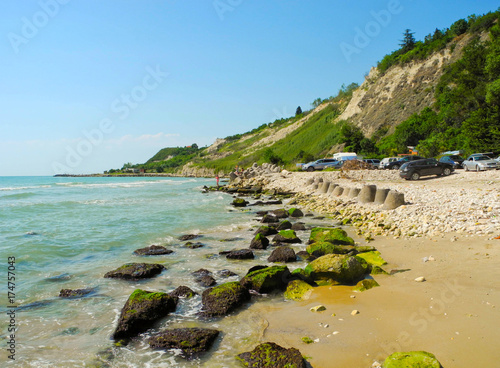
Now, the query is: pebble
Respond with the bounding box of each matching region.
[351,310,359,316]
[415,276,426,282]
[310,305,326,312]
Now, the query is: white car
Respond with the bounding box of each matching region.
[380,157,399,169]
[462,155,498,171]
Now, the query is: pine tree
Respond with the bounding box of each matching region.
[295,106,303,116]
[400,29,416,52]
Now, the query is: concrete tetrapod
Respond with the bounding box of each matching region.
[332,186,344,196]
[327,183,338,194]
[374,188,390,204]
[348,188,361,198]
[318,181,330,194]
[358,184,377,203]
[384,190,405,209]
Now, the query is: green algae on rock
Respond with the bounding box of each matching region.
[284,279,314,300]
[148,328,220,358]
[250,233,269,250]
[353,278,380,292]
[306,241,354,256]
[240,265,291,293]
[104,263,165,280]
[356,250,387,266]
[112,289,178,340]
[304,254,369,283]
[236,342,307,368]
[383,351,443,368]
[288,208,304,217]
[201,281,250,317]
[272,229,301,243]
[308,227,355,245]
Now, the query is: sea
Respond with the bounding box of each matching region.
[0,176,312,367]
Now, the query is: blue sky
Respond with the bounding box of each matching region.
[1,0,498,175]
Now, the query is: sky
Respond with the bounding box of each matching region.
[1,0,498,175]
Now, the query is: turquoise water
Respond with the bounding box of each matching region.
[0,176,302,367]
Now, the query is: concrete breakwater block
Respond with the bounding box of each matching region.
[342,188,351,197]
[332,186,344,196]
[306,178,314,185]
[374,188,390,204]
[348,188,360,198]
[384,190,405,209]
[318,182,330,194]
[311,184,319,191]
[327,184,338,194]
[358,185,377,203]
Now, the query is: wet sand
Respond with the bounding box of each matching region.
[250,234,500,367]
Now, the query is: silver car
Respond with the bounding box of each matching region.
[302,159,342,172]
[462,155,498,171]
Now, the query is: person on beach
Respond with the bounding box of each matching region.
[216,174,219,187]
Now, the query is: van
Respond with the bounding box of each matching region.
[380,157,399,169]
[333,152,360,161]
[363,159,381,169]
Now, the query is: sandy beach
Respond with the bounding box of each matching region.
[231,168,500,367]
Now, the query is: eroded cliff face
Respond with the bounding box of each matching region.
[337,33,475,137]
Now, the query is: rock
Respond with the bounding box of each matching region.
[59,288,94,298]
[415,276,426,282]
[271,209,289,218]
[254,225,278,236]
[384,190,405,210]
[383,351,442,368]
[374,188,390,204]
[261,214,279,224]
[104,263,165,280]
[240,265,291,293]
[133,245,173,256]
[178,234,201,241]
[184,241,205,249]
[169,286,197,299]
[353,279,380,292]
[225,249,255,260]
[201,281,250,317]
[232,198,249,207]
[306,241,354,256]
[272,230,301,244]
[236,342,307,368]
[148,328,220,359]
[291,222,306,231]
[217,269,238,278]
[290,268,317,285]
[250,233,270,250]
[192,268,212,277]
[296,251,316,261]
[309,227,354,245]
[304,254,369,283]
[288,208,304,218]
[112,289,178,340]
[284,280,314,300]
[356,251,387,266]
[351,309,360,315]
[268,246,297,263]
[276,220,292,230]
[310,305,326,312]
[358,184,377,203]
[196,275,217,287]
[371,266,389,275]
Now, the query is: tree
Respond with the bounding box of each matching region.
[450,19,468,36]
[400,29,416,52]
[311,98,322,108]
[295,106,303,116]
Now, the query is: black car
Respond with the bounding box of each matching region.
[399,158,454,180]
[386,155,425,170]
[438,155,465,169]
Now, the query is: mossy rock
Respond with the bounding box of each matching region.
[356,251,387,266]
[232,198,249,207]
[112,289,178,340]
[236,342,307,368]
[271,209,289,218]
[169,285,197,299]
[276,220,292,231]
[148,328,220,358]
[284,280,314,301]
[288,208,304,218]
[250,233,269,250]
[355,245,377,253]
[290,268,317,285]
[104,263,165,280]
[308,227,354,245]
[240,265,291,293]
[254,226,278,237]
[201,281,250,317]
[383,351,442,368]
[306,241,354,256]
[304,254,369,283]
[353,278,380,292]
[371,265,389,275]
[133,245,173,256]
[272,230,301,244]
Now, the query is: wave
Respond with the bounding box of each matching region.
[0,185,51,191]
[0,192,37,200]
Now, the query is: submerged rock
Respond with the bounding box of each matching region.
[201,281,250,317]
[184,241,205,249]
[225,249,255,260]
[267,246,297,263]
[271,209,289,218]
[217,269,238,278]
[104,263,165,280]
[254,225,278,237]
[196,275,217,287]
[272,230,301,244]
[178,234,202,241]
[291,222,306,231]
[232,198,249,207]
[169,285,197,299]
[383,351,442,368]
[240,265,291,293]
[288,208,304,218]
[309,227,354,245]
[148,328,220,359]
[250,233,269,250]
[236,342,307,368]
[133,245,173,256]
[59,288,94,298]
[112,289,178,340]
[276,220,292,231]
[304,254,369,284]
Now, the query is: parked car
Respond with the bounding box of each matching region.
[462,155,498,171]
[386,156,425,170]
[438,155,464,169]
[363,159,381,169]
[399,158,454,180]
[302,159,342,172]
[380,157,399,169]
